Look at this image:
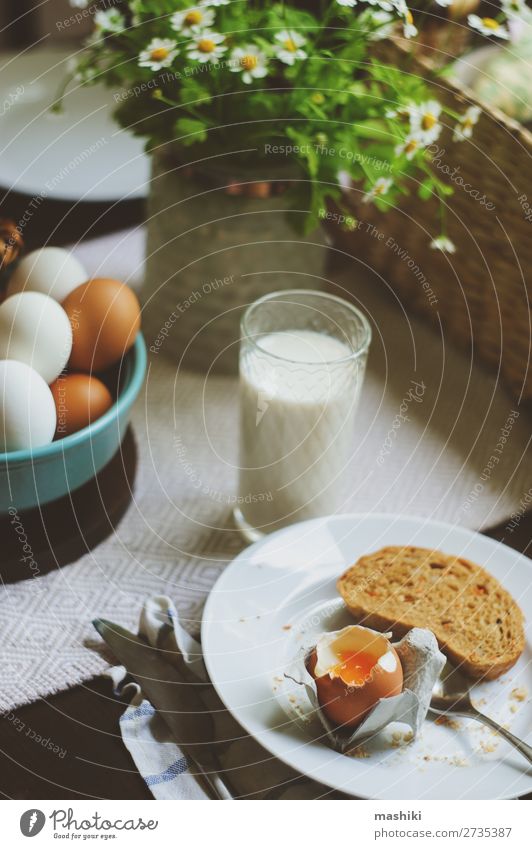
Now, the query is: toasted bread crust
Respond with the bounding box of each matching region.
[337,546,525,680]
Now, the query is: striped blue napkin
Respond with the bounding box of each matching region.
[108,596,333,799]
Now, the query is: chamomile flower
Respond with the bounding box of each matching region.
[336,0,358,6]
[395,134,422,159]
[402,9,418,38]
[230,46,268,84]
[434,0,453,6]
[171,7,215,35]
[274,30,307,66]
[468,15,510,38]
[70,0,88,7]
[408,100,442,144]
[363,0,394,10]
[362,177,393,203]
[94,9,125,33]
[187,31,227,63]
[393,2,418,38]
[139,38,178,72]
[453,105,481,142]
[430,236,456,253]
[200,0,230,6]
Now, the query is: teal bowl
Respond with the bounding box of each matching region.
[0,334,147,513]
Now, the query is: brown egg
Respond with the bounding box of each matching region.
[307,626,403,729]
[62,278,140,372]
[50,373,113,438]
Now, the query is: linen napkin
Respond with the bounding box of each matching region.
[107,595,341,800]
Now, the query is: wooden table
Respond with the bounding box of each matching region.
[1,194,530,800]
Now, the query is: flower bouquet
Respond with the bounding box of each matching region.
[68,0,516,370]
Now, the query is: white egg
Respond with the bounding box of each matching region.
[0,292,72,384]
[0,360,56,452]
[7,247,87,303]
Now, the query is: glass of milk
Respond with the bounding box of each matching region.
[235,290,371,540]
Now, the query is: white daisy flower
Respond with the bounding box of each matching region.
[408,100,442,144]
[395,134,422,159]
[94,9,125,33]
[187,31,227,63]
[434,0,453,6]
[229,46,268,84]
[453,105,481,142]
[336,0,358,6]
[139,38,178,71]
[362,177,393,203]
[402,9,418,38]
[363,0,394,10]
[468,15,510,38]
[70,1,88,7]
[171,7,215,35]
[200,0,230,6]
[430,236,456,253]
[274,30,307,66]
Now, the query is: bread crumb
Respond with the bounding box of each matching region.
[436,716,462,730]
[479,740,498,754]
[349,746,370,759]
[510,687,527,702]
[510,704,518,714]
[451,755,469,767]
[391,731,414,748]
[282,624,292,631]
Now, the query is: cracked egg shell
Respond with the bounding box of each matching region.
[307,625,403,728]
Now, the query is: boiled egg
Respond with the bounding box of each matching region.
[7,247,87,303]
[307,625,403,728]
[0,292,72,384]
[0,360,56,451]
[62,278,141,372]
[50,373,113,438]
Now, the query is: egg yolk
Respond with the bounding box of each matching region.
[331,650,377,687]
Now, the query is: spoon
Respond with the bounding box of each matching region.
[429,663,532,765]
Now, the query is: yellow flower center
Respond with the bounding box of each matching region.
[241,54,258,71]
[185,11,202,25]
[405,139,418,155]
[283,38,297,52]
[198,38,215,53]
[422,113,437,130]
[482,17,499,29]
[151,47,169,61]
[312,92,325,105]
[375,183,386,195]
[406,10,414,25]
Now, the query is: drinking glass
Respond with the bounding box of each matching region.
[234,290,371,541]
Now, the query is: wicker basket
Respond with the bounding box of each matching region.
[332,42,532,403]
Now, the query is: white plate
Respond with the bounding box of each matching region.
[0,49,149,201]
[202,513,532,799]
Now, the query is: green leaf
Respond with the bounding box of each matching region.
[174,118,207,145]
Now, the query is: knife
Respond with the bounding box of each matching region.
[93,618,234,800]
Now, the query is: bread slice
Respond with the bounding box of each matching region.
[337,546,525,680]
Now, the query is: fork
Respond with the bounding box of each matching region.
[429,666,532,765]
